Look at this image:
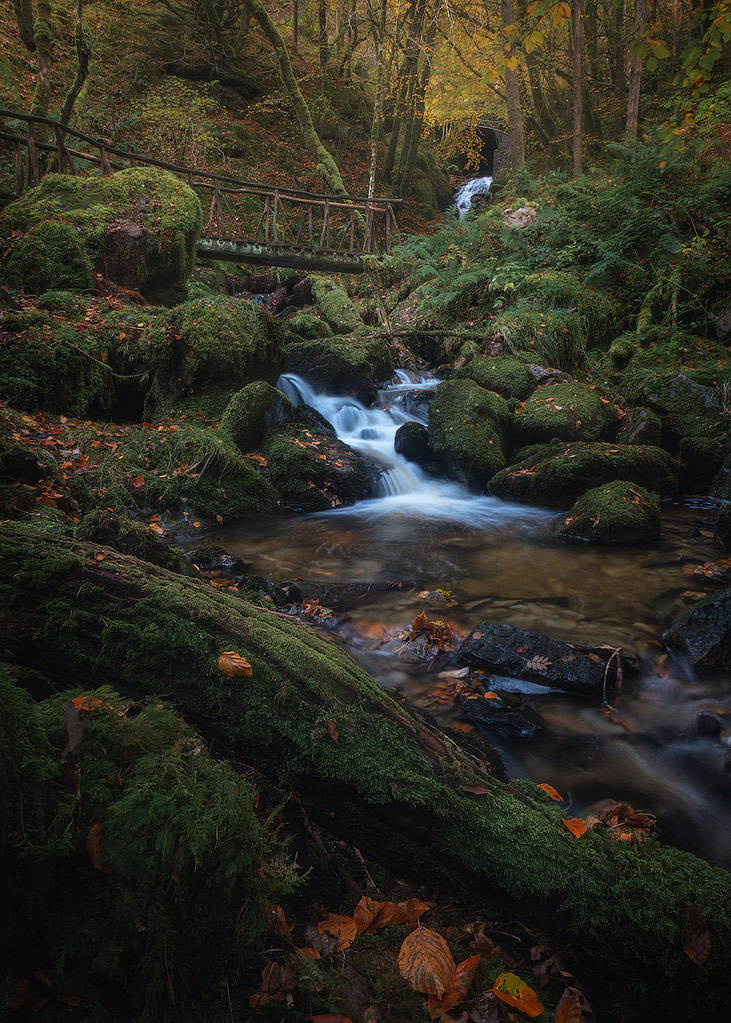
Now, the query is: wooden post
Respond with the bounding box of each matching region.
[385,205,391,254]
[265,195,271,245]
[308,205,313,247]
[349,207,355,252]
[273,189,280,243]
[26,121,39,187]
[320,198,330,249]
[14,140,24,196]
[364,199,373,253]
[55,125,68,174]
[99,145,112,176]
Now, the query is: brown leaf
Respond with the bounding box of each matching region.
[556,987,582,1022]
[86,823,112,873]
[398,925,457,998]
[562,817,588,838]
[218,651,253,677]
[131,474,145,489]
[317,913,358,951]
[524,654,552,672]
[682,904,710,966]
[265,902,293,943]
[537,783,564,802]
[327,719,339,744]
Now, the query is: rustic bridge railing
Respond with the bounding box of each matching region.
[0,109,402,272]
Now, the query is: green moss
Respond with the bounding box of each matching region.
[427,378,508,489]
[37,290,83,315]
[261,424,373,511]
[310,276,364,334]
[75,509,195,574]
[219,381,294,454]
[489,441,679,508]
[286,336,394,403]
[0,169,202,303]
[454,354,536,400]
[0,322,115,415]
[617,406,663,446]
[556,481,662,543]
[639,372,727,450]
[0,670,293,1020]
[288,310,335,339]
[513,382,617,444]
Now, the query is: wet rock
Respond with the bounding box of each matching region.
[285,337,393,403]
[459,685,543,739]
[292,403,337,438]
[184,544,248,576]
[714,502,731,549]
[696,710,726,737]
[488,441,679,508]
[679,436,725,492]
[663,589,731,669]
[527,365,573,386]
[555,481,661,544]
[458,622,638,694]
[641,373,726,451]
[427,378,508,489]
[392,387,435,418]
[394,422,432,466]
[219,381,295,454]
[453,355,536,401]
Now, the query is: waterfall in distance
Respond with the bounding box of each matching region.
[454,176,493,220]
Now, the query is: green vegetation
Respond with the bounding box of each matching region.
[556,481,662,544]
[427,378,509,488]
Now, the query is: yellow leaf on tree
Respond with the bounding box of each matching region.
[398,925,457,998]
[506,55,518,70]
[492,972,544,1017]
[218,651,253,677]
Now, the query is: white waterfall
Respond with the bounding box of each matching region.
[454,176,493,220]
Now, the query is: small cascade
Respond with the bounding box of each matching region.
[277,371,551,528]
[454,175,493,220]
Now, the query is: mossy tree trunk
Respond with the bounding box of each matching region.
[1,522,730,1020]
[248,0,348,196]
[30,0,53,118]
[59,0,91,126]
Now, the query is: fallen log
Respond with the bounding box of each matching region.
[1,522,729,1019]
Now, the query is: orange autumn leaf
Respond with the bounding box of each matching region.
[317,913,358,951]
[562,817,588,837]
[264,902,293,943]
[397,898,431,926]
[538,783,564,802]
[218,651,253,677]
[86,823,112,873]
[492,972,544,1017]
[296,947,321,959]
[556,988,582,1022]
[398,925,457,998]
[428,953,482,1014]
[71,696,104,713]
[131,474,145,489]
[353,896,393,934]
[682,904,710,966]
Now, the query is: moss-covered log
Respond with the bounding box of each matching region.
[1,522,730,1019]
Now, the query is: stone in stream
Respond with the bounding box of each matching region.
[663,588,731,669]
[458,622,639,694]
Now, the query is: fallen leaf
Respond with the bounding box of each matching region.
[398,925,457,998]
[317,913,358,951]
[562,818,588,838]
[492,972,544,1017]
[265,902,293,943]
[296,947,321,959]
[218,651,253,677]
[524,654,552,672]
[428,952,482,1014]
[327,719,339,744]
[556,988,582,1023]
[537,783,564,802]
[131,474,145,489]
[682,904,710,966]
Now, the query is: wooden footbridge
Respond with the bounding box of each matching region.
[0,109,402,273]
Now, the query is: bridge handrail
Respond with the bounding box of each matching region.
[0,108,402,206]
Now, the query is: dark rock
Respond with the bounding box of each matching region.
[679,436,725,492]
[663,589,731,669]
[527,365,573,386]
[184,544,248,576]
[641,373,726,451]
[459,686,543,739]
[715,502,731,549]
[1,448,44,482]
[392,387,435,418]
[617,407,663,447]
[293,403,337,438]
[394,422,432,466]
[458,622,638,694]
[696,710,726,737]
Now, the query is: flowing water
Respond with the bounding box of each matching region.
[214,373,731,864]
[455,175,493,219]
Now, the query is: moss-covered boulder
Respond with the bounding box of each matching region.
[617,407,663,447]
[261,424,374,511]
[219,382,295,454]
[640,373,727,451]
[0,672,292,1020]
[0,312,116,416]
[285,336,393,403]
[0,169,202,304]
[114,296,289,417]
[2,523,731,1021]
[715,502,731,549]
[555,481,662,544]
[288,310,335,339]
[427,379,509,489]
[513,382,618,444]
[454,355,536,401]
[310,276,364,334]
[678,435,726,493]
[74,509,195,574]
[489,442,679,508]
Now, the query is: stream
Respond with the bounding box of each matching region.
[213,372,731,865]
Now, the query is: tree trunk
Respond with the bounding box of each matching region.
[1,522,730,1021]
[248,0,348,196]
[367,0,388,199]
[572,0,583,175]
[12,0,35,50]
[30,0,53,118]
[293,0,299,50]
[59,0,91,126]
[625,0,647,139]
[318,0,329,83]
[500,0,525,169]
